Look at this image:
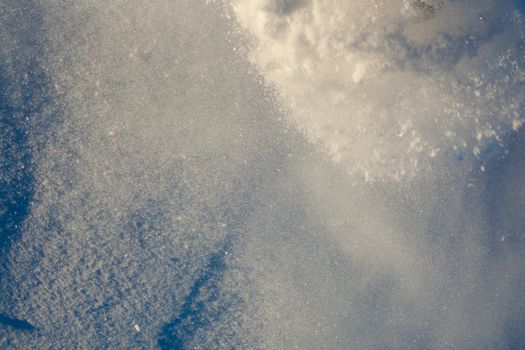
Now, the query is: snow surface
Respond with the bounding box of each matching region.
[0,0,524,349]
[231,0,525,181]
